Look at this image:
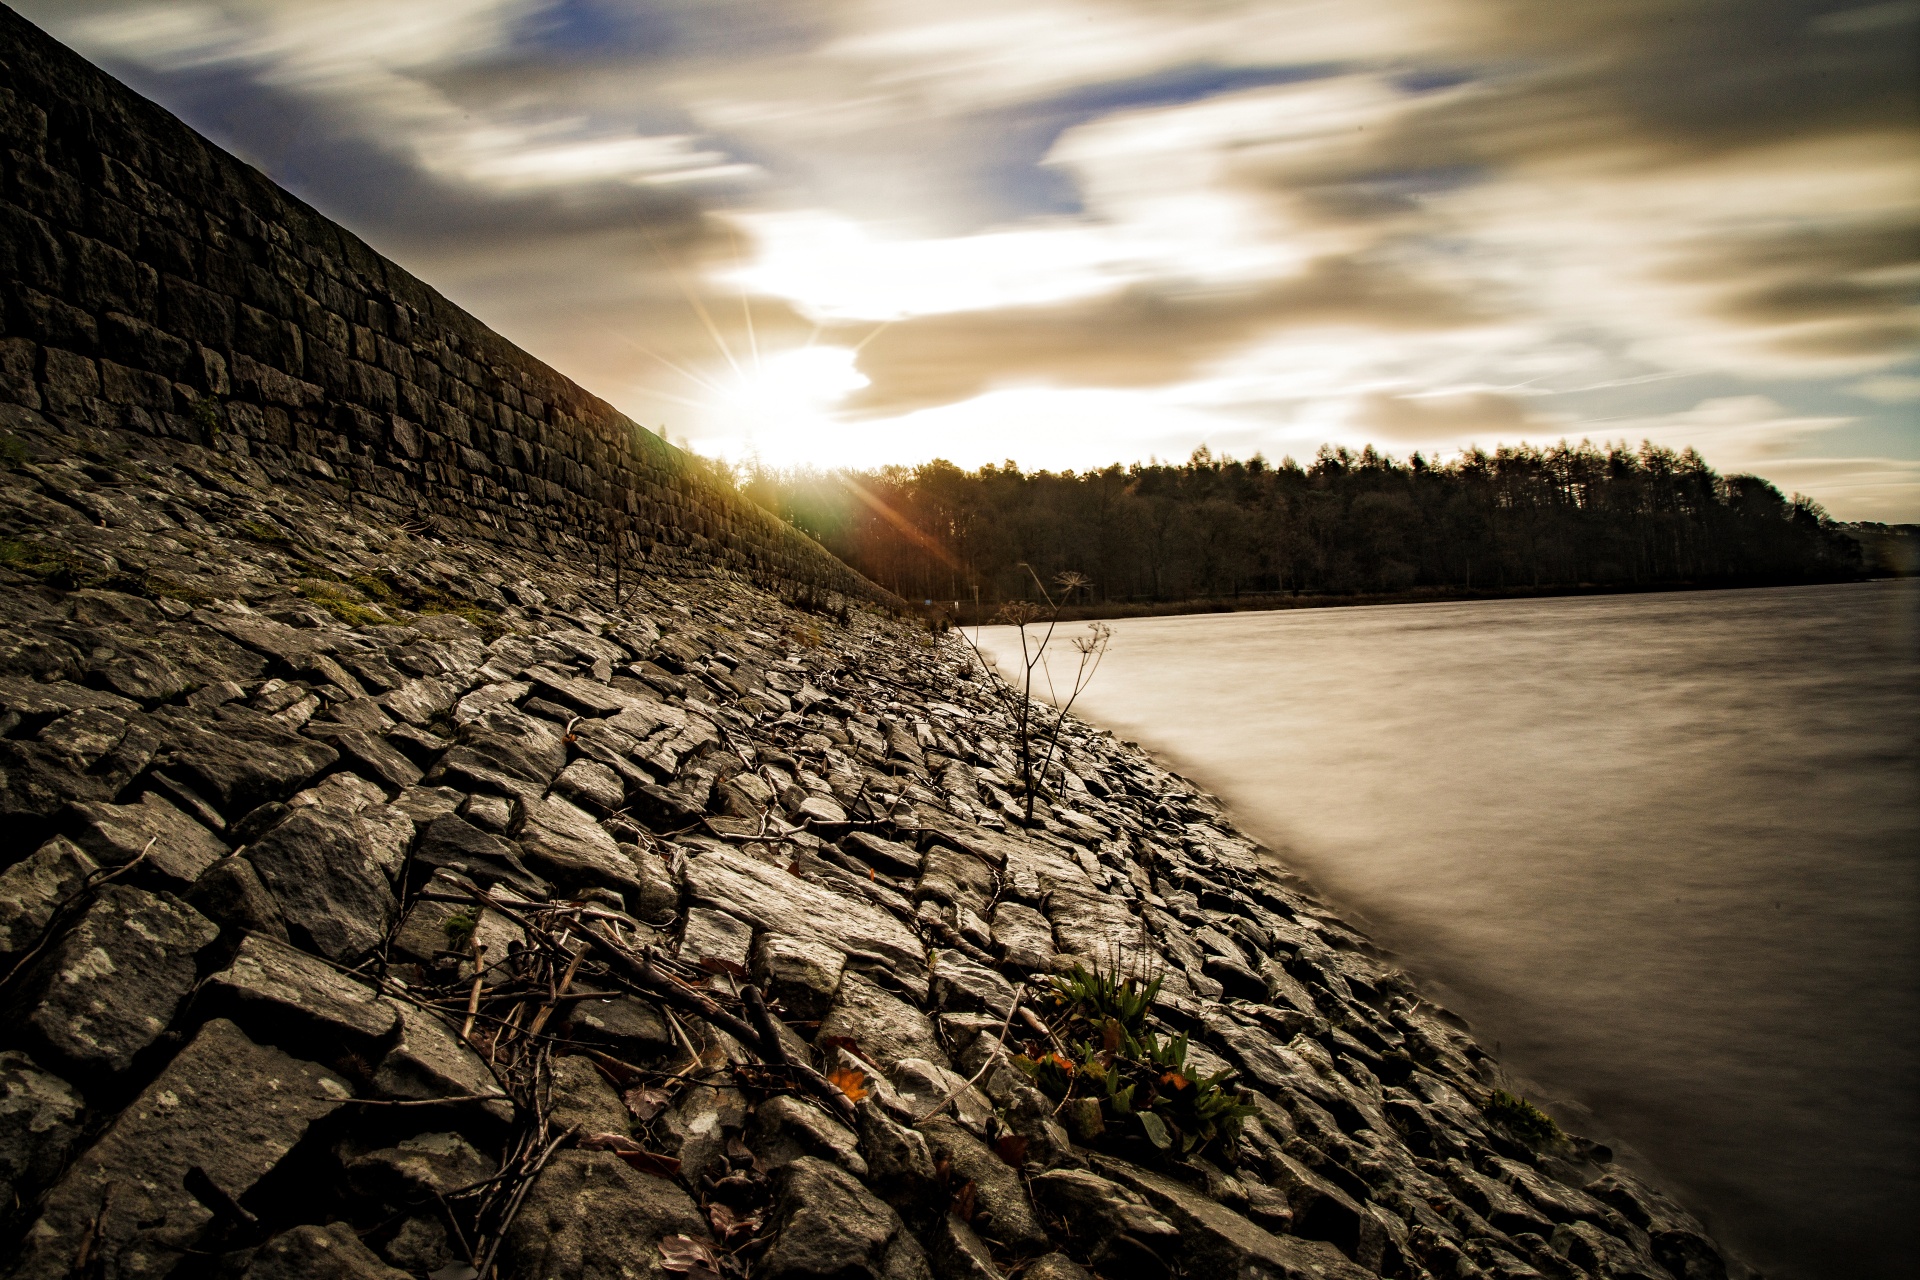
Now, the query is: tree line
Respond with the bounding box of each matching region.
[737,442,1867,612]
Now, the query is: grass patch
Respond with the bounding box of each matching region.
[0,434,32,468]
[234,518,291,544]
[294,577,393,628]
[1484,1089,1563,1147]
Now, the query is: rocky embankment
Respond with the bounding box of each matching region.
[0,409,1746,1280]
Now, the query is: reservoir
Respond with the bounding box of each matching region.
[978,580,1918,1280]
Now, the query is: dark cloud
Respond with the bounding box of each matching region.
[837,254,1486,416]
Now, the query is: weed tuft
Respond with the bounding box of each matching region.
[1484,1089,1563,1147]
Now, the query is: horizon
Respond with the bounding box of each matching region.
[19,0,1917,520]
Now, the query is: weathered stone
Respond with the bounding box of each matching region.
[663,1080,749,1186]
[752,932,847,1021]
[678,905,752,971]
[685,847,925,981]
[929,949,1018,1016]
[152,704,340,816]
[1028,1167,1181,1268]
[567,994,675,1058]
[343,1130,495,1206]
[548,1053,630,1137]
[843,830,923,877]
[818,971,947,1071]
[916,845,996,916]
[514,793,647,897]
[755,1093,869,1176]
[187,854,290,940]
[1091,1154,1380,1280]
[553,757,625,814]
[923,1213,1000,1280]
[0,836,97,958]
[889,1058,992,1136]
[240,1222,410,1279]
[67,792,228,885]
[1021,1254,1095,1280]
[243,803,403,961]
[10,884,217,1080]
[761,1155,933,1280]
[308,725,423,792]
[373,1000,501,1102]
[201,931,399,1049]
[916,1115,1051,1252]
[413,811,546,895]
[500,1150,711,1280]
[10,1019,350,1280]
[0,1050,84,1230]
[989,900,1056,972]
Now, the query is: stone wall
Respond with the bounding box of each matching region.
[0,3,887,605]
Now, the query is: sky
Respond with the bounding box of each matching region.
[20,0,1920,520]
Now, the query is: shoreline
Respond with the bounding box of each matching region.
[949,573,1891,626]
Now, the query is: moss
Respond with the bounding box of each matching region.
[0,537,79,586]
[416,600,507,638]
[0,434,32,468]
[234,518,290,544]
[1484,1089,1563,1146]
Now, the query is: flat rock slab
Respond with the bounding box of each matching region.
[513,793,646,898]
[0,836,97,959]
[68,792,229,885]
[202,931,399,1049]
[0,1049,85,1226]
[153,704,340,817]
[11,1018,351,1280]
[11,884,218,1080]
[501,1149,711,1280]
[818,971,947,1072]
[683,847,925,981]
[760,1156,931,1280]
[243,804,404,962]
[1090,1154,1380,1280]
[238,1222,410,1279]
[372,1000,501,1104]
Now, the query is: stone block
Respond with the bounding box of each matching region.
[67,792,228,886]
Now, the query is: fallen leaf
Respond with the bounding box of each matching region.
[827,1066,870,1103]
[580,1132,682,1177]
[951,1180,977,1223]
[991,1134,1028,1168]
[624,1086,672,1122]
[699,956,750,979]
[659,1233,725,1279]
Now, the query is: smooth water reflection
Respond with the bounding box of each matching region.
[979,581,1919,1280]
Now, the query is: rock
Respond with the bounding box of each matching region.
[663,1081,748,1186]
[1261,1144,1370,1254]
[0,836,97,958]
[679,906,752,972]
[376,1217,453,1273]
[548,1053,630,1137]
[500,1149,711,1280]
[243,803,404,962]
[1090,1154,1381,1280]
[842,831,923,877]
[187,855,290,940]
[10,1018,350,1280]
[1203,950,1269,1001]
[414,812,546,895]
[852,1097,936,1205]
[923,1212,999,1280]
[201,931,399,1051]
[432,707,567,798]
[929,949,1018,1016]
[343,1130,495,1206]
[1552,1220,1670,1280]
[889,1058,993,1136]
[152,704,340,816]
[239,1222,410,1279]
[752,933,848,1021]
[916,1115,1050,1252]
[553,758,625,814]
[307,725,423,793]
[819,971,947,1072]
[988,901,1055,972]
[1028,1167,1180,1272]
[0,1050,84,1230]
[755,1093,869,1176]
[372,1000,501,1102]
[513,793,648,898]
[567,994,675,1059]
[379,676,455,727]
[760,1155,933,1280]
[684,847,925,981]
[9,884,218,1080]
[1022,1254,1095,1280]
[916,846,996,916]
[67,792,229,885]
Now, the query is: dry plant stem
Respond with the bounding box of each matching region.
[474,1123,578,1278]
[525,948,582,1040]
[913,985,1024,1123]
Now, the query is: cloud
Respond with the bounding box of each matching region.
[1845,374,1920,404]
[17,0,1917,518]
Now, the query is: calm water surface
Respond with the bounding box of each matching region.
[980,581,1919,1280]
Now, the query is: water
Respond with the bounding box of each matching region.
[977,581,1920,1280]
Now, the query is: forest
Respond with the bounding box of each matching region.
[736,442,1868,613]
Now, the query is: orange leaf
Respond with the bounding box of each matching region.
[827,1067,870,1102]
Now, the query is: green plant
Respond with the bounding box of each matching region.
[1014,958,1255,1159]
[1484,1089,1562,1147]
[294,578,391,627]
[193,397,221,436]
[0,434,31,468]
[443,911,478,953]
[235,518,290,544]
